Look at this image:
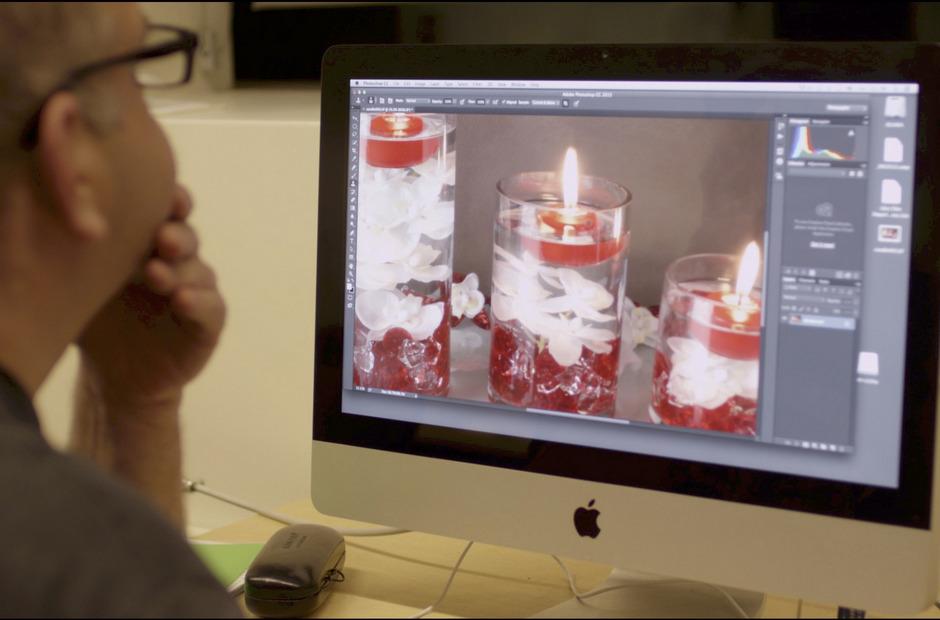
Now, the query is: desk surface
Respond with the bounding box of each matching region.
[195,499,932,619]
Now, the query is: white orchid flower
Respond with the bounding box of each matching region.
[491,291,514,322]
[359,170,455,242]
[543,316,617,367]
[538,268,616,323]
[355,290,444,342]
[491,263,560,338]
[357,221,421,264]
[491,291,558,338]
[400,173,454,240]
[493,245,561,289]
[629,305,659,348]
[414,199,455,240]
[451,273,485,319]
[621,297,659,349]
[402,244,450,282]
[492,259,552,301]
[411,149,456,187]
[618,298,659,372]
[358,170,413,230]
[357,244,450,290]
[729,359,759,401]
[356,262,405,291]
[665,337,758,408]
[356,168,453,262]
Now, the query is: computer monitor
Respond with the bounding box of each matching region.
[313,44,940,614]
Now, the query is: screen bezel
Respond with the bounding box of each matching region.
[315,43,940,529]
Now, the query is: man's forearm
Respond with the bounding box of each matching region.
[69,362,185,530]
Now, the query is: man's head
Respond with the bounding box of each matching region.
[0,3,179,335]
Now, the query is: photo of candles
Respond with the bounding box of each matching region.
[352,113,456,395]
[488,148,631,415]
[650,245,762,436]
[348,112,769,438]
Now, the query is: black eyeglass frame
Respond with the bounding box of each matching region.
[18,24,199,150]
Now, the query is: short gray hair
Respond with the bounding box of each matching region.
[0,3,116,165]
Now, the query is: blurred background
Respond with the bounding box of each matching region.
[143,2,940,92]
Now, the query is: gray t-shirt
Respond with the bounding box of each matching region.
[0,370,241,618]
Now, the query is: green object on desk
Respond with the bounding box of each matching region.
[191,541,264,587]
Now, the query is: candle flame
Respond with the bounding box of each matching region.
[562,147,579,209]
[730,307,749,324]
[388,113,411,137]
[735,241,761,301]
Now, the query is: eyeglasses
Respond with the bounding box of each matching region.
[19,24,199,150]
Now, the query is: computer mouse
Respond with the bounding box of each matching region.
[244,524,346,618]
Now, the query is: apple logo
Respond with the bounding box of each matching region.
[574,499,601,538]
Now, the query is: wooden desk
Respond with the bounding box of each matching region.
[195,500,901,619]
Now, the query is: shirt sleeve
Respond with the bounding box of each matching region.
[0,424,242,618]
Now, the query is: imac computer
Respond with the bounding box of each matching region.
[313,44,940,614]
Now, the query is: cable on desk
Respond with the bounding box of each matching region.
[182,478,409,537]
[551,555,750,619]
[409,541,474,619]
[227,571,246,597]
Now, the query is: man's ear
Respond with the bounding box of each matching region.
[35,91,109,241]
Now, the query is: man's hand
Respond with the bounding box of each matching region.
[77,185,226,409]
[70,185,225,528]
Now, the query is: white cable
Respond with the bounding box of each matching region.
[409,541,474,619]
[186,479,748,616]
[227,571,246,596]
[182,479,408,537]
[552,555,750,619]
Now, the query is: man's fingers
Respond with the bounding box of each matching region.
[143,259,176,296]
[171,184,194,221]
[170,287,227,337]
[155,222,199,261]
[143,257,217,296]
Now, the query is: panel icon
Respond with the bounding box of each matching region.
[881,179,902,205]
[883,137,903,163]
[885,96,907,118]
[877,224,902,244]
[857,352,880,377]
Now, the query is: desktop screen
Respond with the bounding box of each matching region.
[339,78,918,490]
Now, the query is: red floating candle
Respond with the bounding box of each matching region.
[509,149,629,267]
[365,113,443,169]
[686,242,762,360]
[687,289,761,360]
[519,229,627,267]
[537,209,598,236]
[370,113,424,138]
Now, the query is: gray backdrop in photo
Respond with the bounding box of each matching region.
[452,114,769,307]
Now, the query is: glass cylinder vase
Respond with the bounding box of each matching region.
[352,113,457,395]
[649,254,762,436]
[488,171,631,415]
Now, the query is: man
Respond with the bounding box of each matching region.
[0,3,241,616]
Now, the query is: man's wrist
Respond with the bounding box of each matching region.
[73,356,186,529]
[77,353,184,424]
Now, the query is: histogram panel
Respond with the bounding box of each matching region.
[789,125,864,161]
